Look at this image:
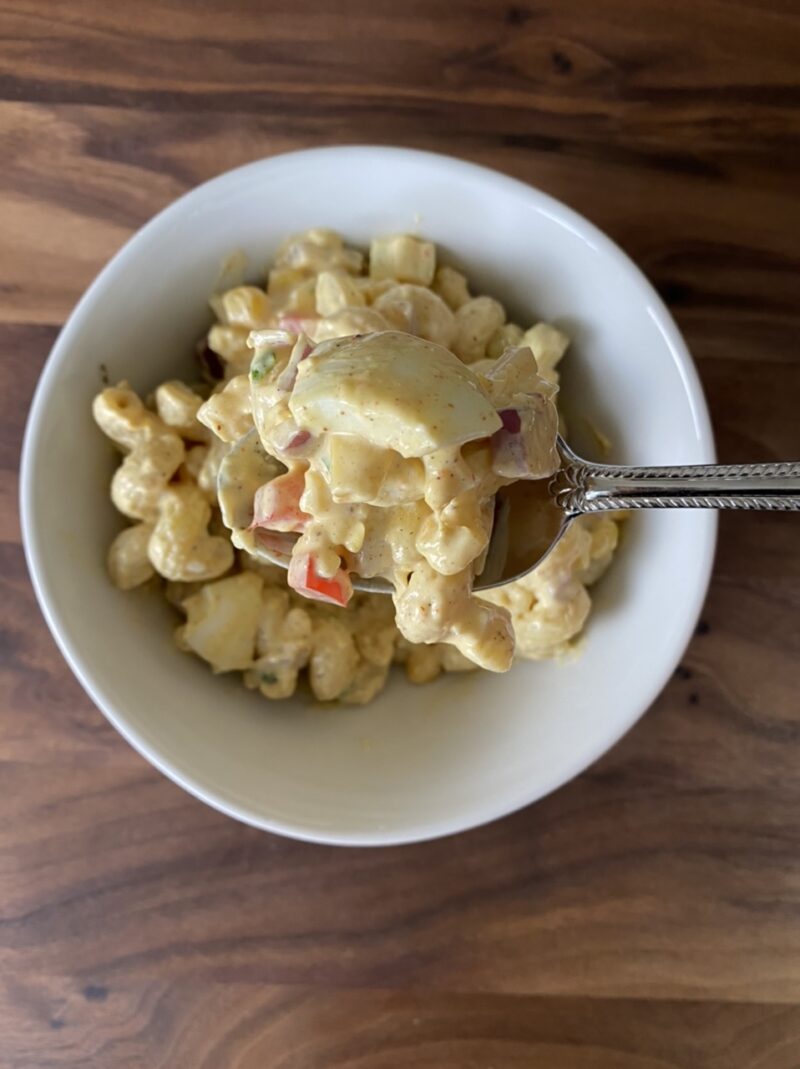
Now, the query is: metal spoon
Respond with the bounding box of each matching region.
[224,433,800,594]
[478,436,800,591]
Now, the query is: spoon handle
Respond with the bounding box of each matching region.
[555,457,800,513]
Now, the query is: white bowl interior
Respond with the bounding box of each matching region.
[22,147,715,844]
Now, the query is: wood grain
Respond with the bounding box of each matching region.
[4,982,800,1069]
[1,0,799,1065]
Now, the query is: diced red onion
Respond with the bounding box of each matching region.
[498,408,522,434]
[276,334,315,392]
[286,429,311,450]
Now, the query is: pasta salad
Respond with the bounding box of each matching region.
[93,228,619,704]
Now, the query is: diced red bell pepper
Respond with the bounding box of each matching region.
[251,470,310,532]
[288,552,352,607]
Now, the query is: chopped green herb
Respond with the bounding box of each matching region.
[260,671,278,685]
[250,347,276,383]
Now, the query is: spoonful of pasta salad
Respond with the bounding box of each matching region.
[201,324,800,675]
[217,329,562,672]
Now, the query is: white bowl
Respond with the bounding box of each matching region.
[21,146,716,846]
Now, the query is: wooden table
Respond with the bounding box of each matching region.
[2,2,799,1065]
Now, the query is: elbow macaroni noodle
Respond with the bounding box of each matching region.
[93,229,621,704]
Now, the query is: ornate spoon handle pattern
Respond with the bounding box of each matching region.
[554,450,800,515]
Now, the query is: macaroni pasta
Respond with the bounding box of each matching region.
[93,228,620,704]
